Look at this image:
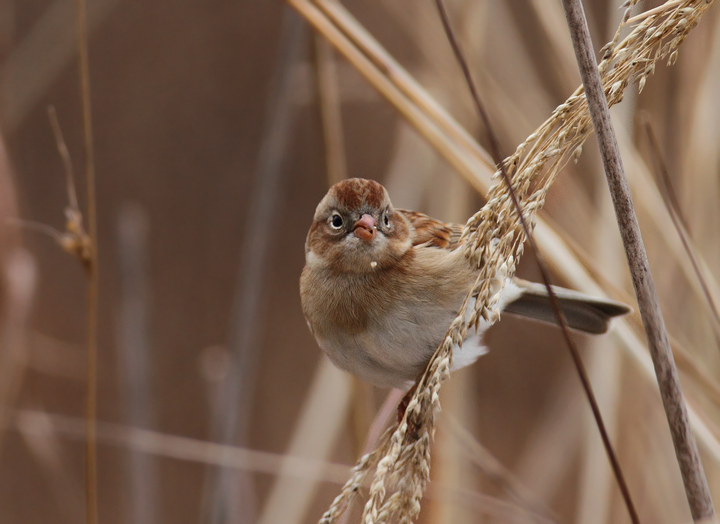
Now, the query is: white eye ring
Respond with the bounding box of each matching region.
[330,213,344,229]
[383,213,390,227]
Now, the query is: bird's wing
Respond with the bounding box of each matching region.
[397,209,465,250]
[397,212,632,334]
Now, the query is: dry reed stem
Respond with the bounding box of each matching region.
[202,10,305,524]
[547,149,720,404]
[616,122,720,318]
[47,107,92,265]
[315,34,348,186]
[258,359,353,524]
[560,0,715,519]
[557,232,720,408]
[641,118,720,343]
[116,204,157,524]
[443,416,556,521]
[313,0,495,167]
[531,218,720,467]
[306,0,715,521]
[9,409,353,483]
[285,0,496,195]
[76,0,99,521]
[0,250,36,453]
[0,0,122,133]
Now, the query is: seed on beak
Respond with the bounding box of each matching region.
[353,214,377,242]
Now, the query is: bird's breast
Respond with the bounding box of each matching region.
[300,247,495,388]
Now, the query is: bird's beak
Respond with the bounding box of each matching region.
[353,214,377,242]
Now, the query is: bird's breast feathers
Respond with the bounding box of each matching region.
[301,245,499,388]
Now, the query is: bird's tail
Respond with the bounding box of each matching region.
[503,278,632,335]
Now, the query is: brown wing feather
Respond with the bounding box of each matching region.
[398,210,465,250]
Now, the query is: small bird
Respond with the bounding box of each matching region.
[300,178,631,390]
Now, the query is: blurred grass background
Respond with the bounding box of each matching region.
[0,0,719,522]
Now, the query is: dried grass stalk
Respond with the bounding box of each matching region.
[76,0,100,520]
[561,0,715,518]
[310,0,715,521]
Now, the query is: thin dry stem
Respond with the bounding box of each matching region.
[0,250,36,453]
[315,35,348,186]
[444,416,556,521]
[285,0,496,196]
[76,0,99,521]
[641,118,720,343]
[561,0,715,519]
[202,10,304,524]
[627,0,685,24]
[46,108,92,265]
[9,409,353,483]
[314,0,496,170]
[47,106,79,213]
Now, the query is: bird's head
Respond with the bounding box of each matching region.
[305,178,412,273]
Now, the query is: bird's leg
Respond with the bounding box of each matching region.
[397,383,417,424]
[397,382,424,441]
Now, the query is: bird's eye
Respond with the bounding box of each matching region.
[383,213,390,227]
[330,213,344,229]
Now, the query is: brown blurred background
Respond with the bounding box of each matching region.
[0,0,719,522]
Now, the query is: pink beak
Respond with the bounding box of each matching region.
[353,214,377,242]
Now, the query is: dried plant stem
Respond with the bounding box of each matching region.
[201,10,304,523]
[314,35,348,186]
[641,119,720,343]
[511,195,641,524]
[77,0,99,522]
[434,1,638,522]
[48,107,80,213]
[313,0,494,166]
[117,204,157,524]
[258,359,353,524]
[627,0,684,23]
[444,416,555,521]
[0,251,36,453]
[285,0,495,195]
[9,409,354,483]
[560,0,715,521]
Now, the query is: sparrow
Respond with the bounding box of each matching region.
[300,178,631,390]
